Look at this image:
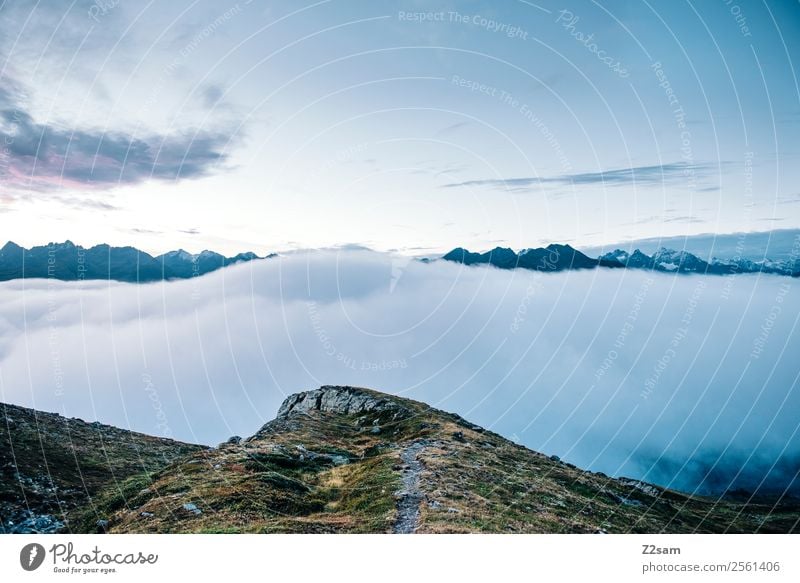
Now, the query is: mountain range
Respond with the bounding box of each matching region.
[2,386,798,534]
[443,244,800,277]
[0,241,268,282]
[1,240,797,283]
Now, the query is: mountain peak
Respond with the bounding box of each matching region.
[160,249,195,260]
[276,385,412,420]
[49,240,76,249]
[0,241,23,253]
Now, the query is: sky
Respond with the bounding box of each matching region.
[1,0,799,256]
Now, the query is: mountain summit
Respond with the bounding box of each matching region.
[4,386,796,533]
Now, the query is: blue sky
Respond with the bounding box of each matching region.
[0,0,798,255]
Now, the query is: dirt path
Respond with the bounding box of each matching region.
[393,440,427,534]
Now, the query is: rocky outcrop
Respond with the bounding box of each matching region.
[276,385,411,419]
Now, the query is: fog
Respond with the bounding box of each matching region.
[1,249,798,496]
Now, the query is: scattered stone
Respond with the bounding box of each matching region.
[618,478,662,498]
[447,507,460,514]
[393,440,428,534]
[140,512,154,518]
[8,514,66,534]
[182,502,202,515]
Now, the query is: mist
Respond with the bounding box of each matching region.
[1,249,798,496]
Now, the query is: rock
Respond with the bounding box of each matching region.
[140,512,154,518]
[9,514,65,534]
[452,431,466,442]
[182,503,202,515]
[618,478,662,498]
[370,426,381,434]
[277,386,410,419]
[549,455,561,462]
[224,435,242,445]
[96,519,109,532]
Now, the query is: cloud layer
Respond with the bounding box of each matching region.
[0,250,798,496]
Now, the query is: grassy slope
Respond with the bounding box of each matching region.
[73,387,799,534]
[0,402,204,533]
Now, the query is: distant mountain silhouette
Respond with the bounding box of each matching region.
[443,244,800,277]
[0,241,270,282]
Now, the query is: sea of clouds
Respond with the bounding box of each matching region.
[1,249,798,496]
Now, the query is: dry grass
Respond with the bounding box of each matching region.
[8,388,798,534]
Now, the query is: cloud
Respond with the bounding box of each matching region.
[56,197,119,211]
[435,121,472,136]
[0,74,235,194]
[440,162,719,192]
[128,228,163,235]
[662,215,705,224]
[0,250,798,496]
[775,194,800,205]
[200,84,226,109]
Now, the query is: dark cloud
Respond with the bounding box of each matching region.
[0,71,235,194]
[440,162,719,191]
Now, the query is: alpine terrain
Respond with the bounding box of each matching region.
[2,386,798,534]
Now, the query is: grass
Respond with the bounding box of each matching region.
[6,387,800,534]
